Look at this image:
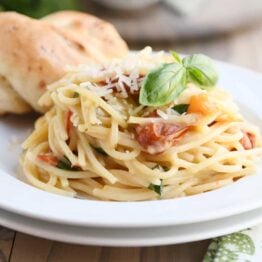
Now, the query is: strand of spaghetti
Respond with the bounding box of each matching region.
[56,86,80,106]
[47,175,57,186]
[48,118,63,157]
[77,141,87,167]
[72,87,127,128]
[53,118,79,165]
[93,186,157,201]
[211,163,243,173]
[110,169,149,187]
[215,131,243,143]
[27,144,97,179]
[162,178,198,199]
[22,117,48,149]
[99,141,140,160]
[109,119,118,148]
[84,126,141,149]
[80,95,91,126]
[69,181,95,196]
[81,178,104,189]
[185,178,233,195]
[56,109,68,141]
[125,158,178,179]
[128,114,198,125]
[60,177,69,188]
[78,133,117,184]
[205,168,256,182]
[51,92,68,111]
[89,102,102,125]
[186,148,262,174]
[22,156,75,197]
[168,122,240,153]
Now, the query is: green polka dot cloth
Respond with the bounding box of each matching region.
[203,227,262,261]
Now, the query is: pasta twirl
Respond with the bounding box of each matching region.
[21,48,262,201]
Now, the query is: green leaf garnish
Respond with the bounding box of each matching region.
[56,156,79,171]
[139,52,218,107]
[92,146,108,156]
[172,104,189,114]
[162,166,170,172]
[148,180,163,195]
[139,63,186,106]
[183,54,218,88]
[170,50,182,63]
[73,92,79,98]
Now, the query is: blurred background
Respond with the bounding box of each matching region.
[0,0,262,71]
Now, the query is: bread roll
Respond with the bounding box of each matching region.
[42,11,128,64]
[0,11,128,114]
[0,76,31,114]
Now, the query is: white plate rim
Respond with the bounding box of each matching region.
[1,207,262,246]
[0,59,262,228]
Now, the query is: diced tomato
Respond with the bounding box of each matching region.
[188,94,215,115]
[240,131,256,150]
[66,111,73,136]
[37,154,58,166]
[135,123,188,154]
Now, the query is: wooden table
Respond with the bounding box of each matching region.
[2,21,262,262]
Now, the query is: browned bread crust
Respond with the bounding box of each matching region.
[0,11,128,114]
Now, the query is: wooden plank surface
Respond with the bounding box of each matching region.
[9,234,209,262]
[2,19,262,262]
[0,227,15,262]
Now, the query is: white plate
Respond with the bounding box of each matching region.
[0,60,261,228]
[1,207,262,246]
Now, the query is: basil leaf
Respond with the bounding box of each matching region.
[172,104,189,114]
[170,50,181,63]
[183,54,218,88]
[139,52,218,107]
[148,180,163,195]
[56,156,79,171]
[139,63,186,106]
[92,146,108,156]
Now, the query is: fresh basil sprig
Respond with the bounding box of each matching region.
[183,54,218,88]
[139,52,218,107]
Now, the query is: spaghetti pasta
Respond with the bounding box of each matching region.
[21,48,262,201]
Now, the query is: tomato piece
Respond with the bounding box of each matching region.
[66,111,73,136]
[37,154,58,166]
[188,94,215,115]
[240,131,256,150]
[135,123,188,154]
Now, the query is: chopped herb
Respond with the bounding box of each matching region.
[56,156,79,171]
[172,104,189,114]
[152,165,169,172]
[92,146,108,156]
[148,180,163,195]
[73,92,79,98]
[162,166,170,172]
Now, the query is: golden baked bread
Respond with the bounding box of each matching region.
[42,11,128,64]
[0,76,31,114]
[0,11,128,114]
